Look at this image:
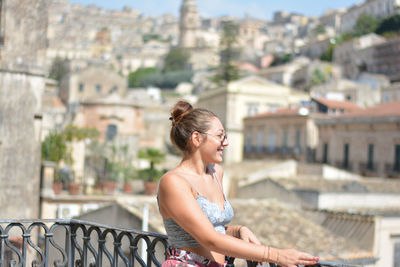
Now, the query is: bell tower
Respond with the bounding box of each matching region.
[179,0,200,48]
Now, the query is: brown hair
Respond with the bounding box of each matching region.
[170,100,216,155]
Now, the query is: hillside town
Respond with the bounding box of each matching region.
[1,0,400,266]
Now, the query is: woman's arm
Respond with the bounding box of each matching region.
[158,173,318,267]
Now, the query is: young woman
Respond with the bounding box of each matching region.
[157,100,319,267]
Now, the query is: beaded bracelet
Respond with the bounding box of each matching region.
[276,249,280,265]
[237,225,244,238]
[262,246,266,262]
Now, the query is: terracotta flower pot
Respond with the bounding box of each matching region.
[144,181,158,195]
[123,183,132,194]
[101,181,117,195]
[53,182,63,195]
[68,183,80,195]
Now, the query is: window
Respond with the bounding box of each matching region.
[343,143,349,169]
[393,237,400,267]
[295,130,301,149]
[78,83,84,92]
[246,103,259,116]
[282,130,288,153]
[267,131,276,152]
[323,143,328,164]
[395,144,400,172]
[106,124,117,141]
[0,0,4,46]
[367,144,374,170]
[95,84,102,93]
[245,132,252,152]
[110,86,118,93]
[257,131,263,153]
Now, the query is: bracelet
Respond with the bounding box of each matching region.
[262,246,266,262]
[276,249,280,265]
[237,225,243,238]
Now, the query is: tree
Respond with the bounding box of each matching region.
[310,68,327,87]
[353,14,379,36]
[42,131,70,164]
[375,14,400,36]
[127,67,158,88]
[140,70,193,89]
[138,148,166,182]
[41,126,99,164]
[213,21,241,85]
[320,44,335,62]
[271,53,293,66]
[49,57,68,84]
[163,47,189,72]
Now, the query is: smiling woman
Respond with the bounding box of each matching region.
[157,100,319,267]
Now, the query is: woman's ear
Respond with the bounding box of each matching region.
[191,131,203,148]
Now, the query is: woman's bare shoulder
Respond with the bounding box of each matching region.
[159,171,194,195]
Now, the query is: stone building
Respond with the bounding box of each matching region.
[0,0,48,219]
[178,0,219,70]
[236,173,400,267]
[315,101,400,177]
[381,82,400,103]
[242,98,364,163]
[59,65,127,107]
[196,75,309,163]
[339,0,400,34]
[367,36,400,83]
[243,107,317,162]
[310,78,383,107]
[333,33,386,80]
[179,0,200,49]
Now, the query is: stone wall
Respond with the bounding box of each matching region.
[0,71,45,218]
[0,0,48,219]
[0,0,48,72]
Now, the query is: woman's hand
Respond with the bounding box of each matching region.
[276,248,319,267]
[238,226,261,245]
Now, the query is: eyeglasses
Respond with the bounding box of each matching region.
[200,132,228,143]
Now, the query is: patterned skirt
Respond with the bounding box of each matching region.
[162,248,228,267]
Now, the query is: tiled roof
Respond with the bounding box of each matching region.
[52,96,66,108]
[265,176,400,194]
[313,98,363,112]
[249,108,302,118]
[229,199,371,261]
[124,197,370,261]
[338,101,400,118]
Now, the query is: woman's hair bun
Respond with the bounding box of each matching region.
[170,100,193,125]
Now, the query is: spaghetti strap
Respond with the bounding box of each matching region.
[167,171,201,196]
[207,164,226,200]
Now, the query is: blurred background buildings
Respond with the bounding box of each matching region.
[1,0,400,266]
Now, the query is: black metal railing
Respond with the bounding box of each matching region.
[0,219,168,267]
[0,219,360,267]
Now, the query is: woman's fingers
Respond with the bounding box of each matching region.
[298,253,319,265]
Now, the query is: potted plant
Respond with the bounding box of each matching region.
[138,148,166,195]
[52,173,63,195]
[68,182,80,195]
[122,166,136,194]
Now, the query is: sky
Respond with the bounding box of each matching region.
[69,0,364,20]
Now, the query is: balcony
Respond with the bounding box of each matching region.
[334,161,353,171]
[384,163,400,178]
[244,146,303,160]
[358,162,378,177]
[0,219,361,267]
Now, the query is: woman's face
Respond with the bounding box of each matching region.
[199,117,228,163]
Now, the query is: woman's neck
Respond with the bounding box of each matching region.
[179,155,209,176]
